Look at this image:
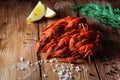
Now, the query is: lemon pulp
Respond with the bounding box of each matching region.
[45,7,56,18]
[27,1,45,22]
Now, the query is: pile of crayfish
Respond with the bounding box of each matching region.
[36,16,103,63]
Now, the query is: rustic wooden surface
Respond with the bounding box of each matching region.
[0,0,120,80]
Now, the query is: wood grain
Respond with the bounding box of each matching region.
[38,0,99,80]
[0,0,120,80]
[0,0,40,80]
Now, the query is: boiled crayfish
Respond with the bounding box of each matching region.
[36,16,103,63]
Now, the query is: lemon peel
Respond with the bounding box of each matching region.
[27,1,45,22]
[45,7,56,18]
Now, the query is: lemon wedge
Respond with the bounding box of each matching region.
[27,1,45,22]
[45,7,56,18]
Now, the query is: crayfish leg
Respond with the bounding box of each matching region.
[88,56,91,64]
[45,44,56,59]
[58,56,79,63]
[83,50,92,58]
[83,50,93,64]
[36,40,42,53]
[52,47,68,57]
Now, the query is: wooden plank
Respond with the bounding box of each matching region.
[73,0,102,80]
[37,0,90,80]
[0,0,40,80]
[37,0,100,80]
[38,0,59,80]
[93,10,120,79]
[73,0,120,80]
[86,1,120,80]
[57,0,78,18]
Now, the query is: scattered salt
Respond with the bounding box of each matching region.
[55,64,60,67]
[75,66,82,72]
[62,69,65,72]
[20,57,24,61]
[35,61,38,65]
[18,67,25,70]
[61,65,66,69]
[70,67,74,70]
[66,66,69,69]
[44,60,48,63]
[38,60,41,63]
[58,71,64,78]
[30,64,33,66]
[43,74,47,78]
[53,69,57,72]
[49,59,54,63]
[41,60,43,63]
[26,61,31,65]
[70,64,74,67]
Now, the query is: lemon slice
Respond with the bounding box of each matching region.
[45,7,56,18]
[27,1,45,22]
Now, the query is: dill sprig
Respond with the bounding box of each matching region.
[71,3,120,29]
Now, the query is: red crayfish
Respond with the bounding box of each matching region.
[36,16,103,63]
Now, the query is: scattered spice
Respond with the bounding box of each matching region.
[23,42,27,44]
[105,71,112,75]
[89,72,95,76]
[103,62,109,65]
[26,33,31,35]
[110,70,117,73]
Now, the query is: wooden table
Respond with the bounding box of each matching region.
[0,0,120,80]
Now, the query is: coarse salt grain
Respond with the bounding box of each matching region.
[38,60,41,63]
[61,65,66,69]
[66,66,69,69]
[55,60,58,63]
[63,73,70,80]
[53,58,57,61]
[20,57,24,61]
[26,61,31,65]
[35,61,38,65]
[55,64,60,67]
[53,69,57,72]
[58,71,64,78]
[30,64,33,66]
[70,67,74,70]
[75,66,82,72]
[18,67,25,70]
[41,60,43,63]
[49,59,54,63]
[62,69,65,72]
[53,58,58,62]
[43,74,47,78]
[70,64,74,67]
[44,60,48,63]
